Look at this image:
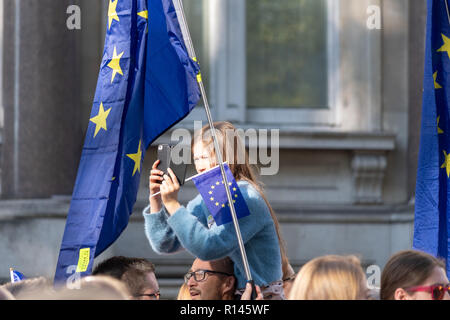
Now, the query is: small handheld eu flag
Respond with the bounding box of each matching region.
[191,163,251,226]
[10,268,25,283]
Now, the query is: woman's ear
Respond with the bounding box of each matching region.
[394,288,411,300]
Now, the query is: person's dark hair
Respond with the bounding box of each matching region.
[209,257,235,275]
[92,256,155,280]
[121,268,151,297]
[380,250,446,300]
[0,277,52,298]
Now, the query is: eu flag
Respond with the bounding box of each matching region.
[191,163,251,226]
[10,269,25,283]
[414,0,450,276]
[54,0,200,284]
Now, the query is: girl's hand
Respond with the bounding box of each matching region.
[149,160,164,213]
[240,282,263,300]
[160,168,181,215]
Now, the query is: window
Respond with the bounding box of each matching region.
[246,0,328,109]
[181,0,340,127]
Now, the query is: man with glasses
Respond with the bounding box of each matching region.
[184,257,236,300]
[93,256,160,300]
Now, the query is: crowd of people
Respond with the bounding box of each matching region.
[0,249,449,300]
[1,121,448,300]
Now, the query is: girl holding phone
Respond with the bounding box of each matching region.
[144,121,290,300]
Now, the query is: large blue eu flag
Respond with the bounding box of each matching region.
[191,163,251,227]
[414,0,450,276]
[54,0,201,284]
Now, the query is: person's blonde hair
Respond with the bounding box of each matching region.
[288,255,367,300]
[192,121,291,279]
[177,283,191,300]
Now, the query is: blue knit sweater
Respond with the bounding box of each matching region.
[143,180,282,289]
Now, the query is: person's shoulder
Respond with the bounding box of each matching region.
[237,180,268,210]
[238,180,262,200]
[237,181,272,222]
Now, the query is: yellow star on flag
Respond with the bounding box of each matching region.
[137,10,148,19]
[89,102,111,137]
[441,150,450,178]
[127,140,143,176]
[107,46,124,83]
[438,34,450,60]
[438,116,444,134]
[108,0,120,30]
[137,10,149,33]
[434,71,442,89]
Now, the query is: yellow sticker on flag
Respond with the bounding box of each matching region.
[197,73,202,83]
[76,248,90,273]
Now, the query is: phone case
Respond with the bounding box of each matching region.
[157,144,187,185]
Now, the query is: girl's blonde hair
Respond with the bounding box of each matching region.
[288,255,367,300]
[192,121,291,280]
[177,283,191,300]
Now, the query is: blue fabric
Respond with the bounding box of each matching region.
[414,0,450,276]
[54,0,200,284]
[143,180,282,289]
[191,163,251,226]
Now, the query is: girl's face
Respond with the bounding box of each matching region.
[193,142,216,174]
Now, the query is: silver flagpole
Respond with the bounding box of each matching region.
[446,0,450,25]
[172,0,255,286]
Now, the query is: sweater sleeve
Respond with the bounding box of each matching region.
[143,194,207,254]
[143,205,183,254]
[166,183,271,261]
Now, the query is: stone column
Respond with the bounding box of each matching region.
[1,0,83,198]
[407,0,427,199]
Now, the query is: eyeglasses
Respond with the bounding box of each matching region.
[134,290,160,300]
[406,283,450,300]
[184,269,233,284]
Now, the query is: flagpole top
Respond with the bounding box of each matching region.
[9,268,13,272]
